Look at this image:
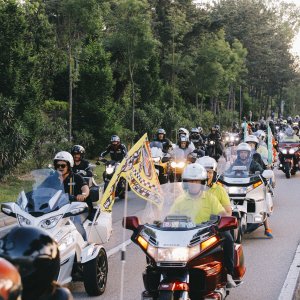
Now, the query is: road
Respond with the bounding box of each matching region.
[68,169,300,300]
[1,169,300,300]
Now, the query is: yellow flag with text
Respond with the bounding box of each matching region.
[100,133,162,211]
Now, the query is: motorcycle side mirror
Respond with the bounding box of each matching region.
[1,203,16,218]
[262,170,274,179]
[217,216,237,232]
[122,216,140,231]
[64,202,88,217]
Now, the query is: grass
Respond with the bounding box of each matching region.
[0,159,105,203]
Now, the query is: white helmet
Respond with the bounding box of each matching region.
[196,156,217,172]
[182,163,207,181]
[245,135,259,144]
[236,142,251,152]
[54,151,74,167]
[178,127,190,140]
[254,130,266,141]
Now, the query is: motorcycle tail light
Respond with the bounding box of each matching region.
[281,149,287,154]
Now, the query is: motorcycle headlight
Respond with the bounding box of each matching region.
[235,137,240,141]
[230,136,235,142]
[39,215,62,229]
[177,162,185,168]
[210,140,215,145]
[106,166,115,175]
[228,186,248,194]
[138,236,207,263]
[225,137,229,141]
[17,215,31,226]
[281,149,287,154]
[171,161,177,168]
[58,234,75,252]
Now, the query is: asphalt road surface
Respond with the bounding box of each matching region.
[1,169,300,300]
[68,169,300,300]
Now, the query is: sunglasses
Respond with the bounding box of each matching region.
[55,163,67,169]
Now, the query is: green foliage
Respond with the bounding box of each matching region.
[0,0,300,180]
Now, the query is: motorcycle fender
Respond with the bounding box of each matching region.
[80,243,102,264]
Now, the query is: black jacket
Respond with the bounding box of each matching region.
[100,144,127,162]
[72,159,93,177]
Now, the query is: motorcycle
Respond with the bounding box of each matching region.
[278,135,300,178]
[206,139,222,162]
[223,132,240,147]
[217,154,274,243]
[150,141,169,184]
[1,169,112,296]
[100,158,127,199]
[169,148,187,182]
[123,182,245,300]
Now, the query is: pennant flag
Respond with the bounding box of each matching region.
[267,125,273,165]
[100,133,162,212]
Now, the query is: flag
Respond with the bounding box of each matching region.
[267,125,273,165]
[100,133,162,212]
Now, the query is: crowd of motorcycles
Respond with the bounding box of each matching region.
[1,117,300,300]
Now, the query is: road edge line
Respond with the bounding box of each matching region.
[278,243,300,300]
[107,239,132,258]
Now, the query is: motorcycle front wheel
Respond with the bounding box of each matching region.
[83,248,108,296]
[284,162,291,178]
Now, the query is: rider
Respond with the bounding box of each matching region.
[232,121,239,133]
[53,151,89,240]
[0,227,73,300]
[231,143,264,173]
[197,156,232,215]
[190,128,205,158]
[71,145,93,177]
[245,135,267,169]
[171,163,236,288]
[207,125,223,160]
[152,128,172,153]
[232,143,273,238]
[174,135,194,159]
[99,135,127,162]
[0,258,22,300]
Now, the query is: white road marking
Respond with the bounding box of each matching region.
[107,239,132,258]
[278,243,300,300]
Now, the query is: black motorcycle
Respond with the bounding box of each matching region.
[99,159,127,199]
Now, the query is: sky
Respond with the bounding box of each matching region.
[195,0,300,55]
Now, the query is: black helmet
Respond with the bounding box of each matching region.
[0,227,60,297]
[0,258,22,300]
[190,128,200,140]
[212,125,220,132]
[71,144,85,156]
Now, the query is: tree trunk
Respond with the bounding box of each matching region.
[68,43,72,141]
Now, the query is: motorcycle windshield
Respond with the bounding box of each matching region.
[150,141,163,149]
[279,134,300,143]
[17,169,69,214]
[141,182,220,228]
[171,148,185,161]
[222,155,253,178]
